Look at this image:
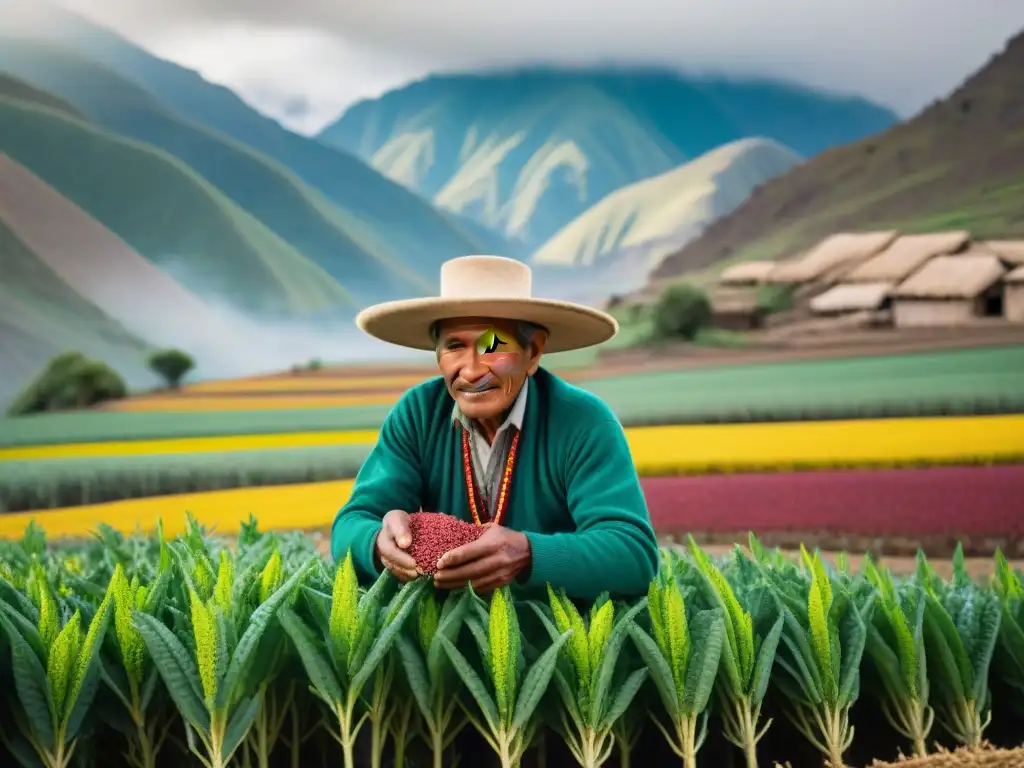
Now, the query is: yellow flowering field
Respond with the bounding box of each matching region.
[624,414,1024,474]
[4,414,1022,465]
[0,479,355,539]
[2,414,1021,540]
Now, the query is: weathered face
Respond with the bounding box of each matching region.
[434,317,546,421]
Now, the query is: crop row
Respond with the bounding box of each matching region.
[4,397,1024,449]
[3,344,1024,447]
[0,516,1022,768]
[3,415,1022,512]
[0,446,370,512]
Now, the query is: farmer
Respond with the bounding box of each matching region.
[330,255,659,600]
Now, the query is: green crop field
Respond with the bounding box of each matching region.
[0,445,372,512]
[0,518,1021,768]
[2,345,1023,448]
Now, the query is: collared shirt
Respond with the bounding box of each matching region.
[451,378,529,520]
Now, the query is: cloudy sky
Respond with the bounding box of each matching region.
[51,0,1024,135]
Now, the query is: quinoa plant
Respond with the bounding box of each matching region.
[992,548,1024,716]
[686,538,784,768]
[132,545,315,768]
[626,565,725,768]
[98,562,175,768]
[395,588,471,768]
[439,585,570,768]
[764,546,874,768]
[915,547,1000,748]
[0,565,114,768]
[526,586,649,768]
[277,550,426,768]
[859,556,933,756]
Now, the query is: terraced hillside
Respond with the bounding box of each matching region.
[653,27,1024,279]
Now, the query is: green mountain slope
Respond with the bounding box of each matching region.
[653,28,1024,279]
[0,218,155,408]
[0,72,84,120]
[0,96,355,319]
[0,37,435,305]
[318,68,898,245]
[5,4,501,279]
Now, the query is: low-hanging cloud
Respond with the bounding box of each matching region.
[55,0,1024,129]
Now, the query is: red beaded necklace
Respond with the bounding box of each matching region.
[461,426,521,526]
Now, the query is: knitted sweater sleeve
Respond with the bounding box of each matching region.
[520,408,659,600]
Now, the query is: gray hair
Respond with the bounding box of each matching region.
[429,319,546,350]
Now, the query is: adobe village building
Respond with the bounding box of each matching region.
[1005,265,1024,322]
[718,260,777,287]
[808,230,971,318]
[711,261,778,329]
[765,231,898,287]
[890,251,1008,327]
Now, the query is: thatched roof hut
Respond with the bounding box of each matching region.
[718,260,776,286]
[765,231,899,285]
[1003,264,1024,322]
[809,282,892,315]
[842,230,970,283]
[980,240,1024,265]
[891,251,1008,328]
[893,251,1007,299]
[710,287,765,330]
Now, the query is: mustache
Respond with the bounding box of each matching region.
[454,373,499,393]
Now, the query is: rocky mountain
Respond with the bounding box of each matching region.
[652,28,1024,281]
[319,68,898,246]
[531,138,803,284]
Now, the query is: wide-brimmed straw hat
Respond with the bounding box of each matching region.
[355,255,619,353]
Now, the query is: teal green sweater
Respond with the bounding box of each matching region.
[330,367,659,601]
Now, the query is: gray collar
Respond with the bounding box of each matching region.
[451,377,529,436]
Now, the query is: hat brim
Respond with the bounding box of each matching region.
[356,297,619,354]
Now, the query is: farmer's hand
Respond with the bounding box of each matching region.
[433,524,532,593]
[373,510,419,582]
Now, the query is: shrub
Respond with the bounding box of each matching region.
[145,348,195,389]
[0,518,1021,768]
[755,284,794,315]
[6,351,127,416]
[651,284,712,341]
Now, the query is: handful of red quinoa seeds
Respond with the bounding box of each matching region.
[407,511,484,575]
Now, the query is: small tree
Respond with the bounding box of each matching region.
[651,283,712,341]
[147,348,195,389]
[6,351,127,416]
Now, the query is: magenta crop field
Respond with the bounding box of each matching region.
[639,465,1024,538]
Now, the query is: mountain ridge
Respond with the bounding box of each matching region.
[319,66,899,245]
[531,137,803,272]
[2,3,506,283]
[0,36,438,304]
[651,27,1024,280]
[0,95,356,319]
